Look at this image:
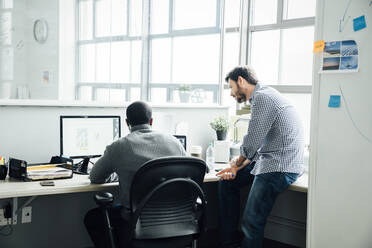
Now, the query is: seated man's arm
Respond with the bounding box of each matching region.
[90,143,116,184]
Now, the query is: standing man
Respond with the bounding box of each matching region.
[217,66,304,248]
[84,101,187,248]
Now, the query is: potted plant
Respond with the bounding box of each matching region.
[178,84,192,103]
[210,116,230,140]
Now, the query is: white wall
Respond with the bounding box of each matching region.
[0,104,228,163]
[308,0,372,247]
[12,0,59,99]
[59,0,75,100]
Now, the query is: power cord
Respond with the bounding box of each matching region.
[339,84,372,144]
[0,221,13,236]
[0,202,13,236]
[0,204,13,236]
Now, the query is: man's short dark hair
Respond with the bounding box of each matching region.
[126,101,152,126]
[225,65,258,85]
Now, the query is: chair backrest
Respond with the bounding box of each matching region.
[129,156,206,240]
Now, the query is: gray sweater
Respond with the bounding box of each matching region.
[90,124,187,212]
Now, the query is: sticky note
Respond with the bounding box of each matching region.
[313,40,325,53]
[353,15,366,32]
[328,95,341,108]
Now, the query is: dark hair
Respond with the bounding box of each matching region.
[126,101,152,126]
[225,65,258,85]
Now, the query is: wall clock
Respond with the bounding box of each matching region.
[33,19,48,44]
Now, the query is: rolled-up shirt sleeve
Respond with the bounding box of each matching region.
[240,94,280,160]
[90,143,116,184]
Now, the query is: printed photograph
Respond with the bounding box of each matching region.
[323,57,340,70]
[340,56,358,70]
[324,41,341,57]
[341,40,358,56]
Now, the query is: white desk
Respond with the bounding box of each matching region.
[204,163,308,193]
[0,174,117,199]
[0,166,308,200]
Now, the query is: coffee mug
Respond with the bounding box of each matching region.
[190,145,202,158]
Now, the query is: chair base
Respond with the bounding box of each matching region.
[131,235,197,248]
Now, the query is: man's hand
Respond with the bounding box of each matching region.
[230,157,239,167]
[216,166,238,180]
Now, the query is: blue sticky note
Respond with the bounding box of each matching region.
[353,15,366,31]
[328,95,341,108]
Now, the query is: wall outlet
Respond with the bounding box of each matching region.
[21,206,32,224]
[0,209,9,226]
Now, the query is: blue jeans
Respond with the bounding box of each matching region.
[218,163,299,248]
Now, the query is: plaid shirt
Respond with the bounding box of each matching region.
[241,84,304,175]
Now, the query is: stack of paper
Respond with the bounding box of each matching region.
[27,164,72,180]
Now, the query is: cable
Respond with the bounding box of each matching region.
[339,84,372,143]
[0,222,13,236]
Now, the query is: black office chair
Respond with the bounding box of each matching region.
[94,156,207,248]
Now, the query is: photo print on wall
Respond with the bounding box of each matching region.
[321,40,358,73]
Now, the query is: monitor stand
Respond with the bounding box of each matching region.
[73,157,90,175]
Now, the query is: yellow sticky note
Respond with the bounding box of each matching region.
[313,40,325,53]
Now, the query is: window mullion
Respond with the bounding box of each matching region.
[216,0,221,29]
[169,0,174,32]
[92,0,96,38]
[126,0,130,36]
[268,85,312,94]
[75,0,80,100]
[240,0,250,66]
[277,0,284,24]
[218,0,225,105]
[170,38,174,84]
[126,87,131,101]
[278,29,283,84]
[141,0,150,101]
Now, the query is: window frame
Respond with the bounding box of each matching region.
[75,0,315,103]
[75,0,229,104]
[244,0,315,94]
[75,0,143,101]
[148,0,222,104]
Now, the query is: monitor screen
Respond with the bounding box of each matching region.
[173,135,187,151]
[60,116,121,158]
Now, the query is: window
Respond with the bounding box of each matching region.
[75,0,316,125]
[149,0,222,104]
[77,0,142,102]
[77,0,240,104]
[222,0,241,109]
[246,0,316,144]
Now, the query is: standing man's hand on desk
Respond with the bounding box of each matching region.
[216,155,250,180]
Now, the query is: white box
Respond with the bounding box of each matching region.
[214,140,230,163]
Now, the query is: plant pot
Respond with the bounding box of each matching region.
[216,130,227,141]
[179,92,190,103]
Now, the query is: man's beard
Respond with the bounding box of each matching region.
[236,87,247,103]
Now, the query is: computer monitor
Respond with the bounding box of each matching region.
[60,116,121,174]
[173,135,187,151]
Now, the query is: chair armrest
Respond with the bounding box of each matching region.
[94,192,114,208]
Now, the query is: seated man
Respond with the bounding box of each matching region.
[84,101,187,248]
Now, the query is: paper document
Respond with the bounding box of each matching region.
[27,164,72,180]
